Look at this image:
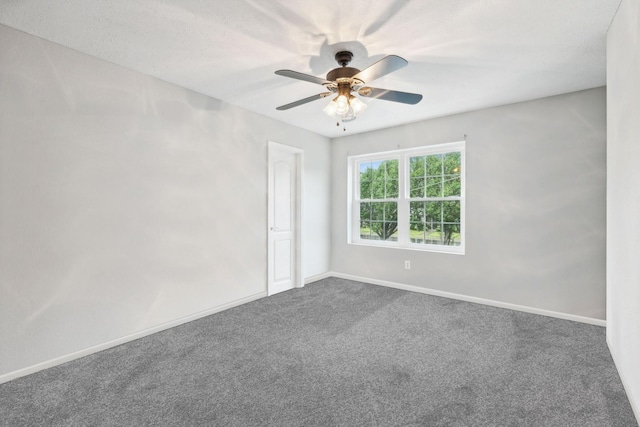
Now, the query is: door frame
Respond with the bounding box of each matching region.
[267,141,304,296]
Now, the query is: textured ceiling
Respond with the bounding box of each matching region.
[0,0,621,138]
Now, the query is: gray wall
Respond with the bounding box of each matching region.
[331,87,607,320]
[0,25,331,377]
[607,0,640,421]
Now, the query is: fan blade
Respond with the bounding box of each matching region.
[275,70,331,86]
[276,92,332,110]
[358,87,423,104]
[352,55,408,83]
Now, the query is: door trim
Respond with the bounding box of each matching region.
[267,141,303,296]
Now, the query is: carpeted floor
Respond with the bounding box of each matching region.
[0,277,637,426]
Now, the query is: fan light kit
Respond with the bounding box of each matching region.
[275,51,422,130]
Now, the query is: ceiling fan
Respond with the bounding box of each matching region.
[275,51,422,125]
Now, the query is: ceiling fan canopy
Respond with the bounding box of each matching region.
[275,51,422,125]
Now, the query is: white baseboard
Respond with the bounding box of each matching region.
[0,272,606,385]
[0,291,267,385]
[329,271,606,327]
[607,338,640,425]
[304,271,334,285]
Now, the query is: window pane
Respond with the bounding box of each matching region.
[359,162,373,199]
[384,160,398,179]
[442,200,461,245]
[377,201,398,240]
[409,201,424,223]
[359,224,372,240]
[371,172,385,199]
[386,178,398,198]
[384,160,399,198]
[426,154,443,197]
[384,202,398,221]
[442,200,461,225]
[370,202,384,221]
[444,152,461,174]
[359,162,373,180]
[410,177,424,198]
[360,182,371,200]
[409,201,424,243]
[426,176,442,197]
[409,156,424,177]
[382,222,398,241]
[424,201,441,224]
[409,152,462,199]
[409,156,425,197]
[359,202,371,239]
[443,175,461,197]
[360,202,371,221]
[425,200,444,245]
[426,154,442,176]
[359,201,398,241]
[359,159,397,200]
[443,152,461,197]
[442,223,461,246]
[408,200,461,246]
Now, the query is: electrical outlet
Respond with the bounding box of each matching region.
[404,260,411,270]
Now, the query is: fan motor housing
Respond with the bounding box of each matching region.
[326,67,361,82]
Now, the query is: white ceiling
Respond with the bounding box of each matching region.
[0,0,621,138]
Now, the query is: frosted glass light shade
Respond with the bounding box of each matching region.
[350,97,367,115]
[323,100,337,116]
[342,105,356,122]
[335,95,349,115]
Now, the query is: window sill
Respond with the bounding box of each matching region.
[348,240,465,255]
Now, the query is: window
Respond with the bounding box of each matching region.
[358,158,399,242]
[349,141,465,254]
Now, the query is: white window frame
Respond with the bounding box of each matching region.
[348,141,465,254]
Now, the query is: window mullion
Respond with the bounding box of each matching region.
[397,154,409,245]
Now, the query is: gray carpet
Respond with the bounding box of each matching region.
[0,277,637,426]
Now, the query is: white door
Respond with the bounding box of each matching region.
[268,142,302,296]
